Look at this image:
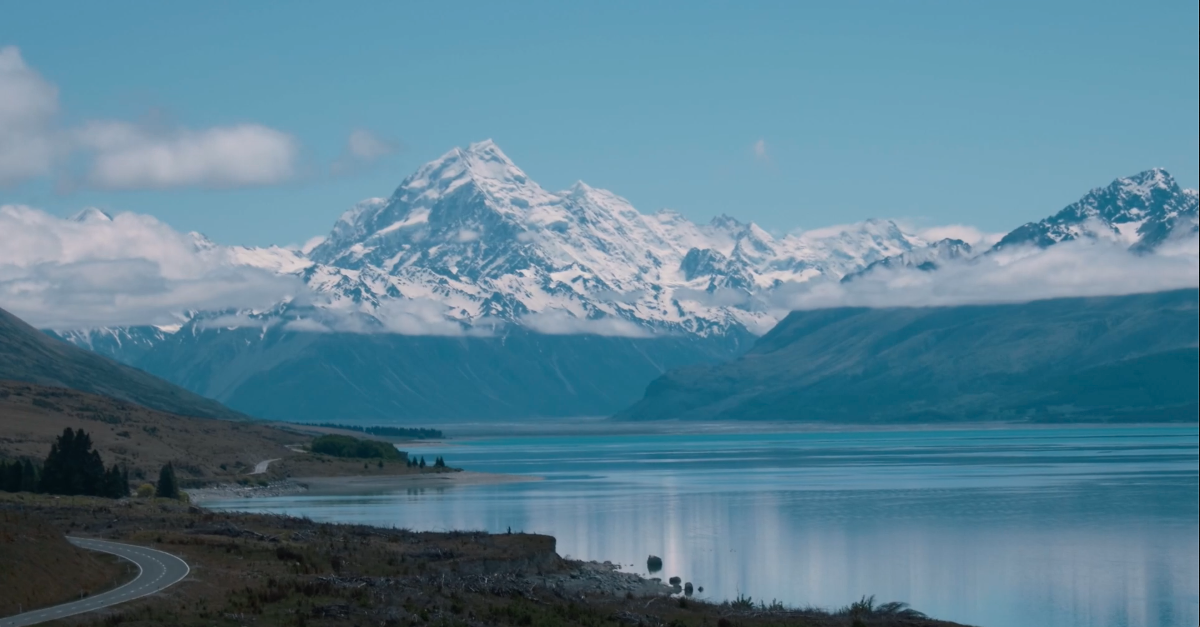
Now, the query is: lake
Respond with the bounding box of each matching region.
[208,425,1199,627]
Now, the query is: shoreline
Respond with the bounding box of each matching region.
[405,417,1198,440]
[186,469,539,502]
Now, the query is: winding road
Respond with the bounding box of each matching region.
[249,458,281,475]
[0,537,189,627]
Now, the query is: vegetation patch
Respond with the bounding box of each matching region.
[303,422,444,439]
[310,434,404,460]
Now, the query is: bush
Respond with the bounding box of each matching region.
[310,435,401,460]
[136,483,155,498]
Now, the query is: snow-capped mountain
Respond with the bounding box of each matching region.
[36,148,1199,349]
[992,168,1198,253]
[20,144,1196,423]
[270,140,928,336]
[841,238,974,282]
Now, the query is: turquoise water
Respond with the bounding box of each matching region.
[210,426,1199,627]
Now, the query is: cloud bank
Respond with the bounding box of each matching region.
[0,204,302,328]
[0,45,299,190]
[778,237,1199,311]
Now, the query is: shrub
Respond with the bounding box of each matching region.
[136,483,155,498]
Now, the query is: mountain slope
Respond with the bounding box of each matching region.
[0,306,246,420]
[123,324,752,422]
[617,289,1199,423]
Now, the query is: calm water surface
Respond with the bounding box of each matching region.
[210,426,1199,627]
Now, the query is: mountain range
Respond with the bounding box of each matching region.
[16,142,1199,422]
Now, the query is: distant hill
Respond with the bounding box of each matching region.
[617,289,1199,423]
[1,306,246,421]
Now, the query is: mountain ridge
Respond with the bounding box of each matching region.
[0,305,247,421]
[616,289,1200,423]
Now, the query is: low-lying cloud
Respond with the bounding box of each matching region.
[0,204,302,328]
[520,310,652,337]
[778,236,1200,311]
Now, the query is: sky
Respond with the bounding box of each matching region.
[2,0,1197,247]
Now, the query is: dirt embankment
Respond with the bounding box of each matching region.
[0,492,970,627]
[0,509,133,615]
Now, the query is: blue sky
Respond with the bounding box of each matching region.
[2,0,1197,246]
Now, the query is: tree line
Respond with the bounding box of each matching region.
[306,423,443,440]
[1,427,180,499]
[405,455,447,469]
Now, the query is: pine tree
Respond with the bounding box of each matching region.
[39,428,107,496]
[103,464,128,498]
[419,456,426,469]
[20,459,39,493]
[156,463,179,499]
[1,461,21,492]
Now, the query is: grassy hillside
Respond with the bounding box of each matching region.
[0,509,131,615]
[1,306,246,421]
[0,381,299,486]
[618,289,1200,423]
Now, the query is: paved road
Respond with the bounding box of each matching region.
[0,537,189,627]
[249,458,281,475]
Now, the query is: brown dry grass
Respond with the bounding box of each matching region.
[1,381,463,490]
[0,509,133,615]
[0,381,302,486]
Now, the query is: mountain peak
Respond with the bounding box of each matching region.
[70,207,112,223]
[709,214,745,230]
[396,139,534,199]
[1114,168,1178,197]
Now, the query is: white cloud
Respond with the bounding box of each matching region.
[752,139,769,162]
[332,129,399,174]
[283,317,332,333]
[374,297,468,336]
[0,204,303,328]
[194,313,270,330]
[916,224,1004,247]
[776,237,1200,311]
[347,129,397,161]
[674,286,750,307]
[0,46,59,186]
[0,44,299,191]
[76,121,298,190]
[520,310,652,337]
